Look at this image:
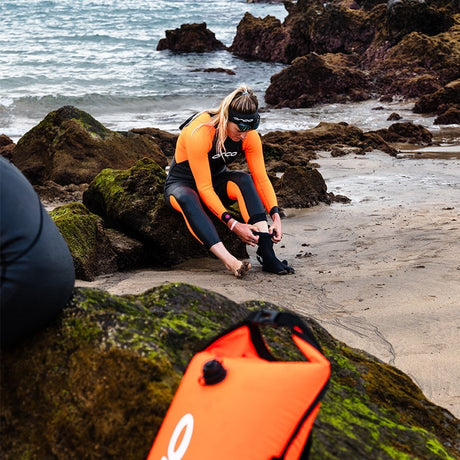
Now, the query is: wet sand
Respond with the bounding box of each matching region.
[77,150,460,418]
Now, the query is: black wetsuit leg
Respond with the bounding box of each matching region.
[212,170,266,224]
[0,157,75,348]
[164,182,221,249]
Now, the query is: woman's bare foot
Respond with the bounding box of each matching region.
[235,260,251,278]
[209,243,251,278]
[224,259,251,278]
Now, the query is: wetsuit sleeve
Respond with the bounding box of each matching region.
[180,116,229,220]
[243,131,278,214]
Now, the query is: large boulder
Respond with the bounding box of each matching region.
[369,121,433,145]
[229,0,458,106]
[50,202,118,281]
[230,12,288,62]
[11,106,168,185]
[131,127,178,157]
[265,53,371,108]
[386,0,455,42]
[157,22,227,52]
[231,2,379,64]
[1,284,458,459]
[306,4,376,55]
[274,166,333,208]
[371,23,460,98]
[82,158,248,267]
[434,107,460,125]
[413,78,460,115]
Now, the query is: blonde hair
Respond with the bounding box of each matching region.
[193,84,259,154]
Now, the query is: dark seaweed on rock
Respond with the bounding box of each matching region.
[1,284,458,459]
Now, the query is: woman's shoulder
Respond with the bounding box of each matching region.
[243,130,262,148]
[189,111,213,128]
[186,112,215,140]
[178,111,213,131]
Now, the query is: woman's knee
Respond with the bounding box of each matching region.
[229,171,254,190]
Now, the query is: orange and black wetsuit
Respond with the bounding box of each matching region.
[164,112,279,248]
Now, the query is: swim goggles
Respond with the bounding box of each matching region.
[228,108,260,132]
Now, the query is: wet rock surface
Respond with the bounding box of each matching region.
[10,106,167,186]
[229,1,460,110]
[1,284,458,459]
[157,22,227,52]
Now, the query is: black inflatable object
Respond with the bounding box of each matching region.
[0,156,75,347]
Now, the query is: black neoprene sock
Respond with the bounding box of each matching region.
[254,232,294,275]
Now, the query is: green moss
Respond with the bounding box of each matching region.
[72,114,110,139]
[23,106,111,143]
[425,438,455,459]
[86,158,167,218]
[50,202,105,265]
[1,283,458,460]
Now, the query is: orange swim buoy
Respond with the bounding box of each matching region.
[147,310,330,460]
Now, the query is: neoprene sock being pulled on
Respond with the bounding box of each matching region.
[254,232,294,275]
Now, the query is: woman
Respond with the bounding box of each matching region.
[164,85,294,278]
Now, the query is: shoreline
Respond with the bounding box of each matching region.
[76,150,460,418]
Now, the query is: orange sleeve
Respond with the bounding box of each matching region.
[176,113,228,219]
[243,131,278,213]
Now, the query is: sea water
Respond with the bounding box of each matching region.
[1,0,458,145]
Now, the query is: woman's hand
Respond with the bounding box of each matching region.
[269,213,282,243]
[230,221,260,246]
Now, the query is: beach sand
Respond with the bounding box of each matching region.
[76,149,460,418]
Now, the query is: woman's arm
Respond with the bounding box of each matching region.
[183,116,229,222]
[244,132,282,241]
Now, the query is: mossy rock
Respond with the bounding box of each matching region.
[1,283,458,459]
[11,106,168,185]
[83,158,247,267]
[50,202,118,280]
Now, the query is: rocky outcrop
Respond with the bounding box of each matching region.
[413,78,460,123]
[153,2,458,110]
[152,1,458,108]
[369,121,433,145]
[435,107,460,125]
[274,166,334,208]
[1,284,458,459]
[265,53,370,108]
[227,0,459,108]
[157,22,227,52]
[372,24,460,98]
[230,12,287,62]
[50,203,119,281]
[50,202,147,281]
[10,106,168,185]
[260,122,398,165]
[385,0,455,42]
[231,2,378,64]
[131,127,178,157]
[0,134,15,160]
[81,158,248,268]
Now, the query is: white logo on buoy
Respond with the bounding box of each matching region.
[161,413,194,460]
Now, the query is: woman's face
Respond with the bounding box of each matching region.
[227,121,250,142]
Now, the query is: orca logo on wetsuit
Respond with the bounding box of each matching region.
[211,151,238,160]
